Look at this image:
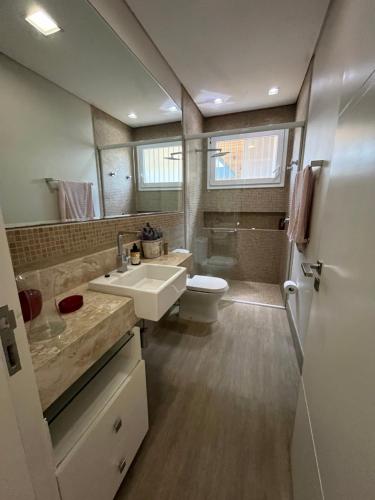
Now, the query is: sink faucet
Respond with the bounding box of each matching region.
[116,232,130,273]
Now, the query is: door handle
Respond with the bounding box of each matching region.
[301,260,323,278]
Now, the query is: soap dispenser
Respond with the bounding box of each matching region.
[130,243,141,265]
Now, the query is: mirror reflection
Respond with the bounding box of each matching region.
[0,0,182,228]
[100,138,183,217]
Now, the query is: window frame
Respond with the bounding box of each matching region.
[207,129,288,190]
[136,140,183,191]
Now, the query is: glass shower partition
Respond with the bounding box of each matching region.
[184,131,296,307]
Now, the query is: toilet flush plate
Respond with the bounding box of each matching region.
[88,264,186,321]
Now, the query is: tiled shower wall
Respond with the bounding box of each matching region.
[6,212,184,272]
[197,228,286,283]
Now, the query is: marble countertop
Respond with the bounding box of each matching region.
[30,252,192,411]
[30,284,138,411]
[141,251,192,267]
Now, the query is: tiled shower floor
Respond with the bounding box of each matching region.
[223,279,284,307]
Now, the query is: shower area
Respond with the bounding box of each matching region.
[184,125,298,307]
[98,138,184,217]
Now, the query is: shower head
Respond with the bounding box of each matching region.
[211,151,229,158]
[164,151,182,160]
[194,147,229,158]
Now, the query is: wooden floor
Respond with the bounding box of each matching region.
[116,301,299,500]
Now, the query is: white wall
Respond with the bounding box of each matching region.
[0,55,99,226]
[88,0,181,108]
[288,0,375,350]
[291,0,375,498]
[287,6,344,348]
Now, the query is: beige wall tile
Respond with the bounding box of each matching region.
[7,212,184,272]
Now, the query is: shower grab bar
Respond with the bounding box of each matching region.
[209,228,238,233]
[203,227,283,232]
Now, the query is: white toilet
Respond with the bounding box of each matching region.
[179,274,229,323]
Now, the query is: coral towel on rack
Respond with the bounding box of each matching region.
[58,181,95,222]
[287,166,315,252]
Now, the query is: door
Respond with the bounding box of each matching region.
[295,75,375,498]
[0,354,35,499]
[0,204,59,499]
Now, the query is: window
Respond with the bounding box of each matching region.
[137,141,183,191]
[207,130,288,189]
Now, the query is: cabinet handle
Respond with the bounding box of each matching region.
[113,417,122,433]
[118,458,127,473]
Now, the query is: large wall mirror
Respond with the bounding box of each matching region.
[0,0,182,228]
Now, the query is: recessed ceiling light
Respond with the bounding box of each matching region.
[128,112,137,119]
[268,87,279,96]
[25,9,61,36]
[214,98,223,104]
[168,106,178,112]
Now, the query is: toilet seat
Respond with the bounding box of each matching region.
[186,275,228,294]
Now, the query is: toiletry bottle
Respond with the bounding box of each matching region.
[130,243,141,265]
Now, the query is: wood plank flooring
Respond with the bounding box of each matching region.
[116,301,299,500]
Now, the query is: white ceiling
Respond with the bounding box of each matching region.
[126,0,330,116]
[0,0,181,127]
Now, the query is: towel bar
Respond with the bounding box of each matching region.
[45,177,93,190]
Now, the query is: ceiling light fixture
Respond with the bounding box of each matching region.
[214,98,223,104]
[128,112,137,119]
[168,106,178,112]
[268,87,279,96]
[25,9,61,36]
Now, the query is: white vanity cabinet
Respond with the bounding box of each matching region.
[49,327,148,500]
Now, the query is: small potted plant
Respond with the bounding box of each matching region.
[140,223,163,259]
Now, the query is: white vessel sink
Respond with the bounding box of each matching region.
[88,264,186,321]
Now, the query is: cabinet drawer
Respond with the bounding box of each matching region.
[56,361,148,500]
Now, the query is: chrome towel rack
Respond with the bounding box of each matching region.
[45,178,94,190]
[310,160,325,169]
[287,160,325,171]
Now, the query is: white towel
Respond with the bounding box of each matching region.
[58,181,95,222]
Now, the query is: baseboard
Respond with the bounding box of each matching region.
[286,301,304,373]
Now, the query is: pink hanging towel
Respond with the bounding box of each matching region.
[58,181,95,222]
[287,166,315,252]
